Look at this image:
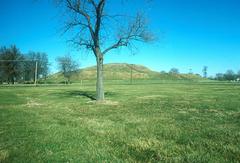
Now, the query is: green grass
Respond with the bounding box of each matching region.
[0,81,240,162]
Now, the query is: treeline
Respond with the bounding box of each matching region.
[165,67,240,81]
[0,45,49,84]
[214,70,240,81]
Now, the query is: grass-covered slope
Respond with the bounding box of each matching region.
[47,63,203,83]
[0,82,240,162]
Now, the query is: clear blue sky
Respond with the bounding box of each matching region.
[0,0,240,76]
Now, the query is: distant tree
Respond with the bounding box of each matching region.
[38,53,49,80]
[208,76,215,80]
[56,55,79,84]
[236,70,240,82]
[23,53,36,82]
[237,70,240,78]
[160,71,166,74]
[24,52,49,82]
[169,68,179,74]
[202,66,208,78]
[0,55,4,84]
[215,73,224,81]
[56,0,154,101]
[195,73,201,77]
[0,45,24,84]
[0,50,4,83]
[224,70,235,81]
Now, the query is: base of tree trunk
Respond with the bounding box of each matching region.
[96,57,105,101]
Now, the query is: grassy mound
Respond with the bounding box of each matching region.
[47,63,203,83]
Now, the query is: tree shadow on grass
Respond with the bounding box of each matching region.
[51,90,116,101]
[68,91,96,100]
[64,91,118,101]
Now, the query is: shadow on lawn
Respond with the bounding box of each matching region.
[68,91,96,100]
[52,90,118,101]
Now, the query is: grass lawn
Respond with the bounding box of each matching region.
[0,81,240,162]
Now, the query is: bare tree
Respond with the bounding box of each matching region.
[237,70,240,78]
[56,55,79,84]
[215,73,224,81]
[224,70,235,81]
[56,0,154,101]
[0,45,24,84]
[25,52,49,81]
[169,68,179,74]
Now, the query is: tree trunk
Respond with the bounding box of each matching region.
[96,56,104,101]
[67,77,70,84]
[11,76,14,85]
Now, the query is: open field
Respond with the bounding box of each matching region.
[0,81,240,162]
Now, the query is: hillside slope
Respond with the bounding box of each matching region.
[48,63,203,82]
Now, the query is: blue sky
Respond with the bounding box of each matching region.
[0,0,240,76]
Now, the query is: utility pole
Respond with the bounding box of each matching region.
[202,66,208,78]
[34,61,38,86]
[126,64,134,85]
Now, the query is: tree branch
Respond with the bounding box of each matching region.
[102,13,154,55]
[66,0,95,40]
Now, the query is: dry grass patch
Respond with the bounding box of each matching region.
[25,98,43,108]
[0,150,9,162]
[87,100,119,106]
[138,95,167,100]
